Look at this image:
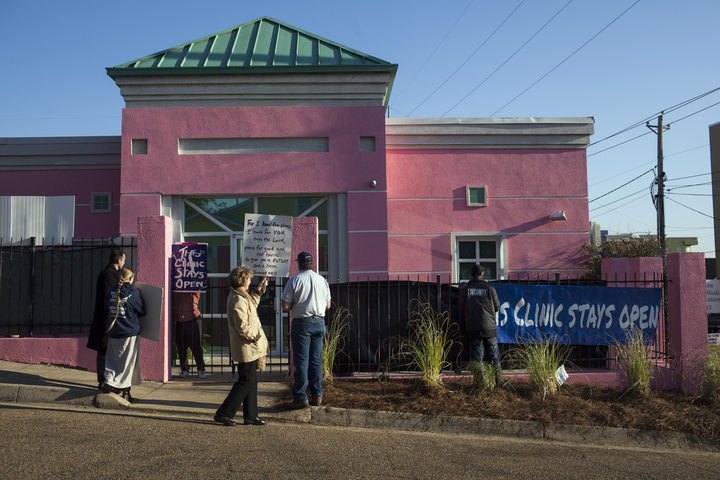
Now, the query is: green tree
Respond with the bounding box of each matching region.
[579,236,664,280]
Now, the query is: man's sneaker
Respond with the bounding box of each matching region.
[198,370,206,379]
[179,370,189,378]
[288,400,309,410]
[310,395,322,406]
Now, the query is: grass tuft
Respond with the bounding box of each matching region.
[615,326,655,396]
[386,301,460,387]
[322,305,351,383]
[702,349,720,400]
[509,334,571,401]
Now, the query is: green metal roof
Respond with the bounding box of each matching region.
[107,16,397,78]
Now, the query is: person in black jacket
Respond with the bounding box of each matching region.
[459,264,503,385]
[86,250,125,390]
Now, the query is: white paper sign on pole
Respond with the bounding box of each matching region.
[707,280,720,314]
[241,214,293,277]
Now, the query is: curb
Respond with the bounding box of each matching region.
[2,383,718,452]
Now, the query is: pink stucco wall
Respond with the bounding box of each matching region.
[136,216,174,382]
[1,169,120,238]
[666,252,708,393]
[118,105,389,276]
[119,106,386,196]
[0,336,95,371]
[386,148,589,278]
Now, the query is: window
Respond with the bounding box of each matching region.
[91,193,112,213]
[360,136,376,152]
[466,185,487,207]
[452,233,506,282]
[132,139,148,155]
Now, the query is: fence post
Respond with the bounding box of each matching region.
[29,236,36,337]
[436,274,441,313]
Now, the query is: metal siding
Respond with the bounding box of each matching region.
[44,196,74,245]
[0,197,10,243]
[184,39,212,67]
[206,32,233,67]
[109,17,393,73]
[274,26,296,66]
[296,33,317,66]
[228,23,256,66]
[318,42,340,65]
[11,196,44,242]
[252,20,278,67]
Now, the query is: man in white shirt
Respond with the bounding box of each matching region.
[281,252,331,409]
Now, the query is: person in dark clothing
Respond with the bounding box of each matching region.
[459,264,503,385]
[86,250,125,390]
[173,292,206,378]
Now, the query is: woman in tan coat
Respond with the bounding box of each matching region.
[214,266,269,427]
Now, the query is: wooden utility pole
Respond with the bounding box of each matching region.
[647,113,669,253]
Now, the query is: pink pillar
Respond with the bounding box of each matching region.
[288,217,319,377]
[666,252,708,393]
[136,216,173,383]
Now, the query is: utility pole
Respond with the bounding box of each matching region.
[647,113,670,253]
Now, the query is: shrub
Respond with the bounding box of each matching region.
[579,236,664,280]
[615,327,655,395]
[386,301,460,387]
[702,349,720,400]
[322,305,351,383]
[509,334,571,400]
[466,360,499,391]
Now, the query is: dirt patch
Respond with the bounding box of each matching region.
[280,378,720,441]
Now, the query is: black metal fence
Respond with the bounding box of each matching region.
[0,237,137,337]
[171,277,289,375]
[328,272,667,375]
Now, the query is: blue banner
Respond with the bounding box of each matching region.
[493,284,662,345]
[171,243,208,293]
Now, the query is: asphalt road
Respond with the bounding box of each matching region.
[1,403,718,479]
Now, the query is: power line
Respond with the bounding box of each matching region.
[589,187,647,212]
[665,196,718,221]
[588,169,653,203]
[587,131,653,157]
[490,0,641,116]
[441,0,573,117]
[391,0,475,103]
[588,87,720,148]
[406,0,527,117]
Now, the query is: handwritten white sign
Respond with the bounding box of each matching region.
[242,214,293,277]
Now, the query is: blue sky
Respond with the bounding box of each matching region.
[2,0,719,259]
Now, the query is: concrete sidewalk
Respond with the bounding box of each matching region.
[0,360,717,452]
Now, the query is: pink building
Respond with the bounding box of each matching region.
[1,17,593,283]
[0,17,594,376]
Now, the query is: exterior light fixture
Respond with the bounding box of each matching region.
[370,180,377,188]
[549,211,567,221]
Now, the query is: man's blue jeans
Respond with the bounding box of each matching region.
[472,337,502,380]
[291,317,326,403]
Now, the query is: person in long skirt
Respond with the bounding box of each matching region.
[103,267,146,403]
[214,266,269,427]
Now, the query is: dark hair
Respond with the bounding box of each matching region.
[110,250,125,265]
[299,260,314,271]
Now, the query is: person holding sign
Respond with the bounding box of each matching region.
[459,264,503,386]
[102,267,147,403]
[281,252,332,410]
[214,267,269,427]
